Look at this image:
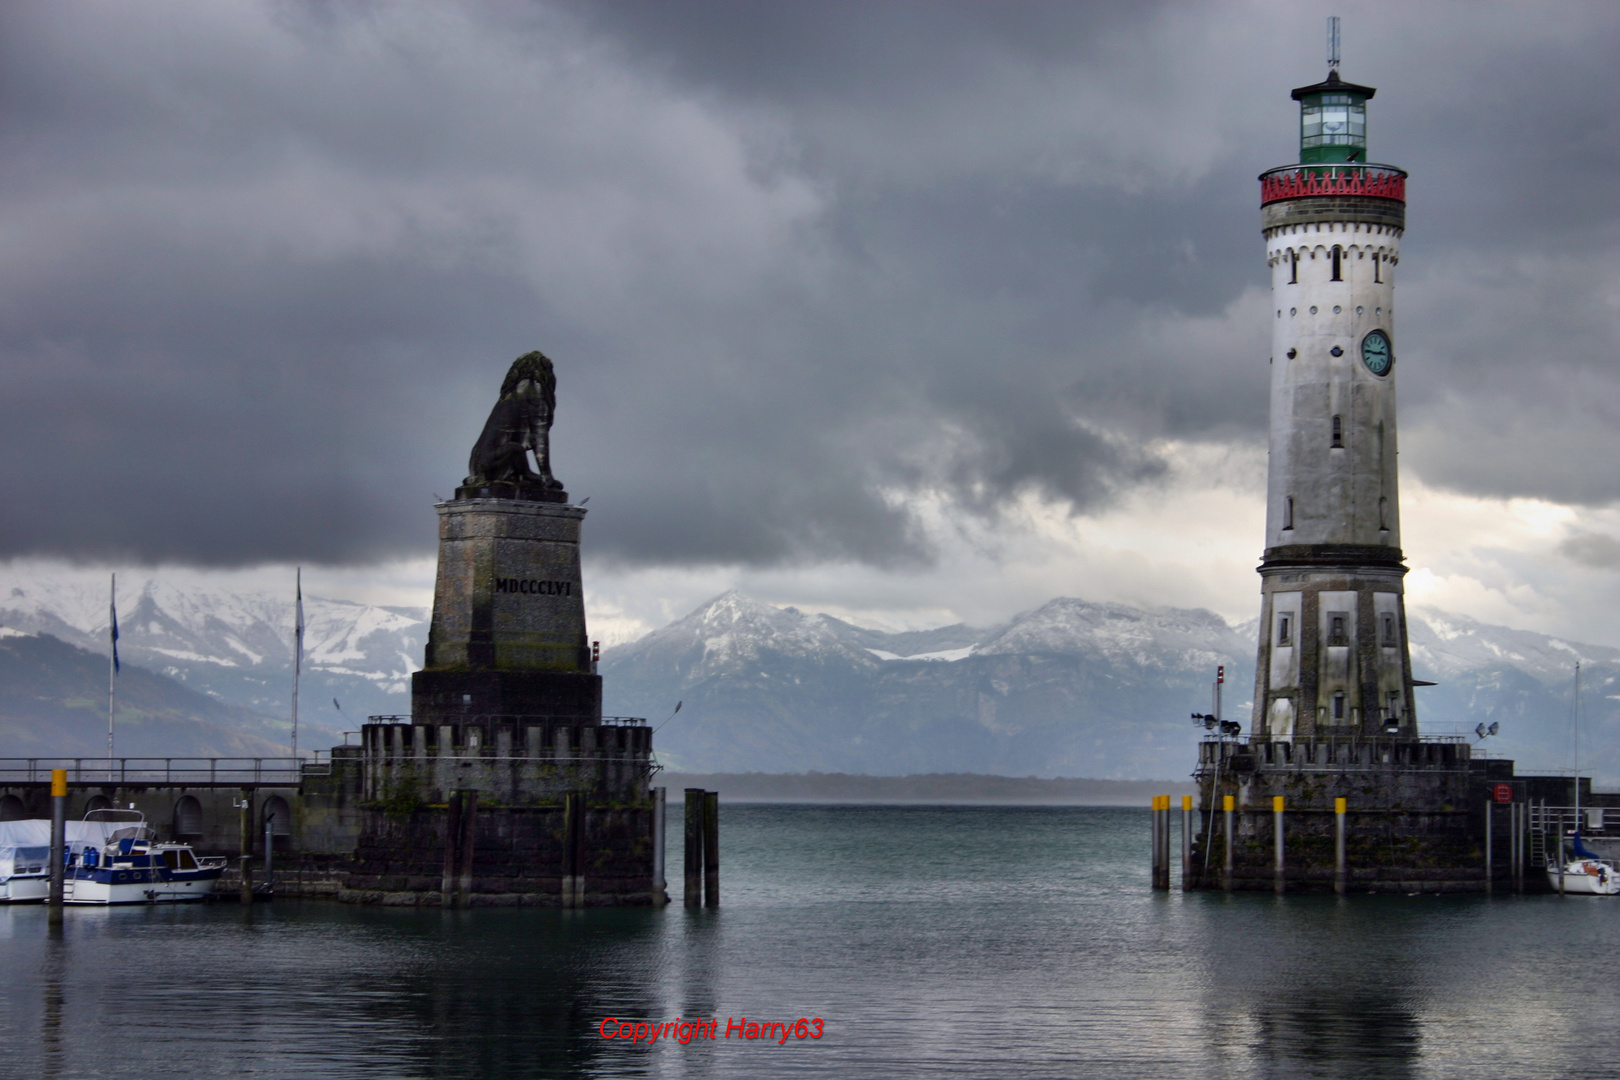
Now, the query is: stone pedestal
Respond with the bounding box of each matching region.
[414,497,601,722]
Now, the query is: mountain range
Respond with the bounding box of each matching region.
[0,569,1613,783]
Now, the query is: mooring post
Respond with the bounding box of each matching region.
[1149,796,1161,889]
[1181,795,1193,891]
[652,786,667,902]
[239,855,253,905]
[47,769,66,925]
[1334,797,1347,895]
[1508,802,1516,893]
[460,789,480,906]
[1273,796,1285,895]
[1555,808,1565,895]
[239,789,252,862]
[703,790,719,907]
[1222,794,1235,891]
[683,788,703,907]
[263,813,274,894]
[442,790,463,907]
[1160,796,1172,889]
[1484,799,1493,895]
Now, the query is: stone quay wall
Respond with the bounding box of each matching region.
[342,801,658,907]
[1189,737,1487,893]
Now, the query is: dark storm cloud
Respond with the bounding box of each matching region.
[1,2,1616,569]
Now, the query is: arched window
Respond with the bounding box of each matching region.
[1289,251,1298,284]
[0,794,25,821]
[1284,497,1295,530]
[1373,252,1381,283]
[263,796,292,850]
[1331,245,1343,281]
[173,795,203,838]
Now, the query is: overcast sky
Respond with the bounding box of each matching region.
[3,1,1618,645]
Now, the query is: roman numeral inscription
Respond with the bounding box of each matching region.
[495,578,574,596]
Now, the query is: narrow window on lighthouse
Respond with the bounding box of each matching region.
[1289,252,1298,284]
[1373,253,1381,283]
[1382,613,1397,646]
[1386,691,1401,720]
[1331,245,1343,281]
[1284,497,1295,530]
[1331,415,1343,447]
[1379,496,1389,531]
[1333,692,1345,720]
[1278,615,1292,645]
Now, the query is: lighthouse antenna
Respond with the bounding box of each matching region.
[1327,16,1341,72]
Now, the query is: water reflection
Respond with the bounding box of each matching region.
[40,923,65,1080]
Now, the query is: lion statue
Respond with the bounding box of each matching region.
[463,351,566,497]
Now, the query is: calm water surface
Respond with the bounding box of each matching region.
[1,805,1616,1079]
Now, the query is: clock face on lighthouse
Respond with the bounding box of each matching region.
[1361,329,1393,376]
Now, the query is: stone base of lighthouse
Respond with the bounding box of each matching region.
[1252,545,1416,742]
[1188,739,1489,893]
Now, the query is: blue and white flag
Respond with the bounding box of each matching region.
[294,567,304,677]
[109,573,120,674]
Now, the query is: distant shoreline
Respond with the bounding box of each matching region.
[658,771,1198,806]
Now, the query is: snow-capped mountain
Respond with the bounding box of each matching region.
[603,591,1257,780]
[604,591,1620,782]
[0,567,425,742]
[1,568,1613,781]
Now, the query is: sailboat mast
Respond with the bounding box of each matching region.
[1573,660,1581,826]
[107,572,117,780]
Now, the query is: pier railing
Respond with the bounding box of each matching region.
[0,758,309,785]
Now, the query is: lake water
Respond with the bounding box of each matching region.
[2,804,1616,1079]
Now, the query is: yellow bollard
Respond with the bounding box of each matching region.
[1334,797,1348,894]
[1222,794,1235,890]
[1273,796,1286,894]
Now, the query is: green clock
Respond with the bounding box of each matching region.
[1361,329,1393,376]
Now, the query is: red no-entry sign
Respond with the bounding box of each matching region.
[1492,783,1513,803]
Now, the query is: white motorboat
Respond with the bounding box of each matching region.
[63,810,226,905]
[0,818,122,903]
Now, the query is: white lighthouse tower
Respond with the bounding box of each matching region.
[1251,21,1415,742]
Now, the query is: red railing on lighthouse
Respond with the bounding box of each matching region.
[1259,164,1406,206]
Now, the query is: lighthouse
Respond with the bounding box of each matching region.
[1250,23,1414,742]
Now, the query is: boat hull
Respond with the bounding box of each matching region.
[64,867,222,905]
[1545,861,1620,896]
[0,877,48,903]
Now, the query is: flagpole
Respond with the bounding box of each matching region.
[292,567,303,762]
[107,572,118,780]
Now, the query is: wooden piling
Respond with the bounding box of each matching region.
[239,855,253,905]
[1149,796,1161,889]
[703,790,719,907]
[1484,799,1493,895]
[47,770,66,924]
[1334,797,1347,895]
[1222,795,1234,891]
[651,786,667,901]
[460,789,480,905]
[1180,795,1193,891]
[1272,796,1285,894]
[441,790,463,907]
[683,788,703,907]
[263,812,274,893]
[1508,802,1516,893]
